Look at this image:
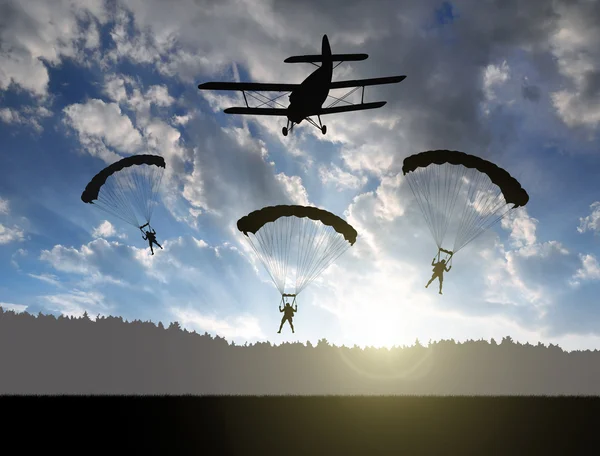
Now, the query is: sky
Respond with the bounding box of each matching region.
[1,0,600,351]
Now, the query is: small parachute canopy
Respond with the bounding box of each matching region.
[81,154,166,229]
[237,205,357,296]
[403,149,528,256]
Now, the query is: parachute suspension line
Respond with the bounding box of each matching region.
[246,233,284,293]
[148,166,165,222]
[247,217,290,294]
[296,222,350,295]
[91,199,138,228]
[116,164,146,224]
[296,223,340,294]
[96,175,141,227]
[406,163,464,250]
[406,169,442,249]
[451,168,515,254]
[94,163,165,229]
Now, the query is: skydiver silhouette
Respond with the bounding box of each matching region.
[425,256,451,294]
[278,301,298,334]
[141,227,163,255]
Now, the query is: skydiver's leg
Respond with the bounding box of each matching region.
[439,276,443,294]
[153,240,163,249]
[289,318,295,333]
[278,317,286,333]
[426,274,436,288]
[149,241,154,255]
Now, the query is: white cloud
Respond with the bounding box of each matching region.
[318,164,367,191]
[0,106,52,132]
[483,60,510,100]
[171,307,267,341]
[28,273,61,287]
[39,239,141,286]
[41,290,112,319]
[0,197,9,215]
[92,220,127,239]
[172,114,192,126]
[570,254,600,287]
[578,202,600,234]
[0,0,107,98]
[549,3,600,129]
[63,99,143,162]
[0,302,28,313]
[11,248,27,270]
[274,172,310,206]
[501,207,538,248]
[0,223,25,244]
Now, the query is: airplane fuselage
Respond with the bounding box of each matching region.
[287,35,333,124]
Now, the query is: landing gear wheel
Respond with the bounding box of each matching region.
[321,125,327,135]
[282,127,288,136]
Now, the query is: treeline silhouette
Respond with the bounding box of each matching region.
[1,306,600,395]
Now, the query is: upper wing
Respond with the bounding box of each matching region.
[317,101,386,115]
[198,82,298,92]
[284,53,368,63]
[223,107,288,116]
[329,75,406,90]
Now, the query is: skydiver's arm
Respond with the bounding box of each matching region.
[432,258,436,266]
[294,305,298,311]
[142,234,147,240]
[446,265,451,272]
[279,306,284,312]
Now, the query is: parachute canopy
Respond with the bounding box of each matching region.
[403,150,528,255]
[237,205,357,296]
[81,154,166,229]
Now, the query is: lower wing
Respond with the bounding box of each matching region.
[223,107,289,116]
[317,101,386,115]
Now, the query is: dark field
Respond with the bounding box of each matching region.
[3,396,599,454]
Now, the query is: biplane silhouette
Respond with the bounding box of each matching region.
[198,34,406,136]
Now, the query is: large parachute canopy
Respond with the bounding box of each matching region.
[402,150,528,257]
[237,205,357,296]
[81,154,166,230]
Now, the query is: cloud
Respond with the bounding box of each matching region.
[39,238,143,286]
[171,307,267,341]
[0,197,9,215]
[63,99,143,162]
[0,106,52,132]
[28,273,62,287]
[319,164,368,191]
[570,254,600,286]
[577,202,600,234]
[0,0,107,98]
[11,248,27,270]
[483,60,510,100]
[41,290,112,319]
[0,302,28,313]
[549,2,600,129]
[0,224,25,244]
[92,221,127,240]
[501,207,538,248]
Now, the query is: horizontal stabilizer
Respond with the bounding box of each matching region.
[224,107,289,116]
[198,81,298,92]
[329,75,406,90]
[318,101,386,115]
[284,53,369,63]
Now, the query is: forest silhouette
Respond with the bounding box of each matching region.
[2,306,600,395]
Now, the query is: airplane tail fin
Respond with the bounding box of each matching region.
[322,34,332,64]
